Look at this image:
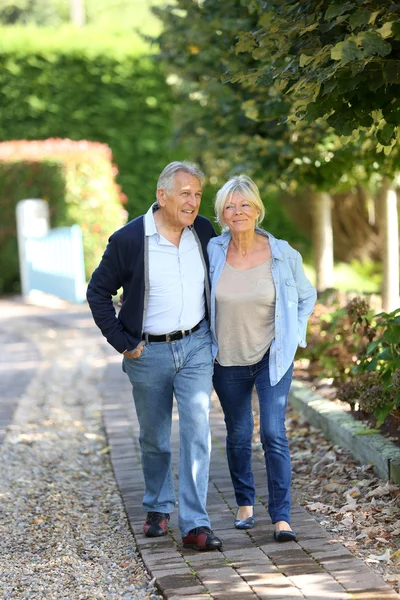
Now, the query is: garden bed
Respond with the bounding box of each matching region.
[294,363,400,450]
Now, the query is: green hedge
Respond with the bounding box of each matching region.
[0,26,177,219]
[0,139,125,293]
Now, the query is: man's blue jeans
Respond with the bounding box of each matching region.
[213,350,293,524]
[122,320,213,536]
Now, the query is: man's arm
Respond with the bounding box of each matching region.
[87,233,139,353]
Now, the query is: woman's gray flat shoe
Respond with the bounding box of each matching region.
[273,529,297,542]
[234,515,255,530]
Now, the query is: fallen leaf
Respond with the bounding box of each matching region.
[366,483,396,498]
[343,540,357,547]
[306,502,333,512]
[338,499,357,513]
[84,432,104,441]
[341,516,354,527]
[390,550,400,564]
[366,550,391,563]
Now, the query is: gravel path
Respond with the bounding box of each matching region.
[0,302,162,600]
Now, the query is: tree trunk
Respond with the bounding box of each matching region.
[331,185,380,261]
[70,0,85,27]
[312,191,334,292]
[379,180,399,312]
[282,186,380,263]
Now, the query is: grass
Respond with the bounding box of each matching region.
[303,261,381,294]
[87,0,167,39]
[0,1,169,55]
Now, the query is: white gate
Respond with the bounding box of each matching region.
[16,199,86,303]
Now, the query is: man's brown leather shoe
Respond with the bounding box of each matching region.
[182,526,223,551]
[143,512,170,537]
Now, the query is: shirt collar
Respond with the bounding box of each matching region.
[216,228,283,260]
[144,203,159,237]
[144,202,194,237]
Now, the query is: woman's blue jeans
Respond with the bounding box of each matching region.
[213,350,293,524]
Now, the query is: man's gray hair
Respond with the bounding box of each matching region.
[156,161,205,197]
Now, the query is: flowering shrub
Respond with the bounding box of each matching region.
[302,291,400,426]
[300,291,376,383]
[0,139,126,293]
[354,307,400,424]
[337,372,388,413]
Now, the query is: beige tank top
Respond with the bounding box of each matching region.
[215,259,276,366]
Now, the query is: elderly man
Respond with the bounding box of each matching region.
[87,161,222,551]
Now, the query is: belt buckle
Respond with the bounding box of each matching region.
[166,333,171,343]
[181,330,186,338]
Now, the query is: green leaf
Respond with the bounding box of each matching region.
[299,54,314,67]
[305,102,322,122]
[373,311,388,319]
[241,99,259,121]
[369,69,385,91]
[360,31,392,58]
[322,78,338,96]
[358,113,374,127]
[235,33,257,54]
[383,61,400,85]
[365,357,378,371]
[259,12,272,28]
[377,22,394,39]
[378,346,394,360]
[366,340,380,356]
[337,73,362,92]
[326,113,355,136]
[331,42,343,61]
[377,122,396,145]
[374,402,393,425]
[325,2,355,21]
[391,21,400,40]
[349,8,371,30]
[354,428,381,436]
[369,11,381,26]
[300,23,319,35]
[331,40,362,64]
[383,325,400,344]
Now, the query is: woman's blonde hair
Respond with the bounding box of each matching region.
[214,174,265,230]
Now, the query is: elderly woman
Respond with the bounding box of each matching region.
[208,175,316,542]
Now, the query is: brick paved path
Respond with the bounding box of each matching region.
[1,298,399,600]
[101,342,400,600]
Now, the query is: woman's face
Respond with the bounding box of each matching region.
[223,192,260,233]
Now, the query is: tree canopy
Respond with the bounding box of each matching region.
[155,1,376,192]
[229,0,400,152]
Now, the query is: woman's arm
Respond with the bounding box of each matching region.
[293,251,317,348]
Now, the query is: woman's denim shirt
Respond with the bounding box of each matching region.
[207,228,317,386]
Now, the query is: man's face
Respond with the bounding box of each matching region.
[157,171,202,229]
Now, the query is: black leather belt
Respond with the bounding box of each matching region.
[143,322,200,343]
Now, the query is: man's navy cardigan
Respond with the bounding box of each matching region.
[87,213,215,354]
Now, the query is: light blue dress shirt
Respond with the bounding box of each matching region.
[143,204,205,334]
[207,228,317,386]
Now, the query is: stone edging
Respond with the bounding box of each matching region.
[289,380,400,485]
